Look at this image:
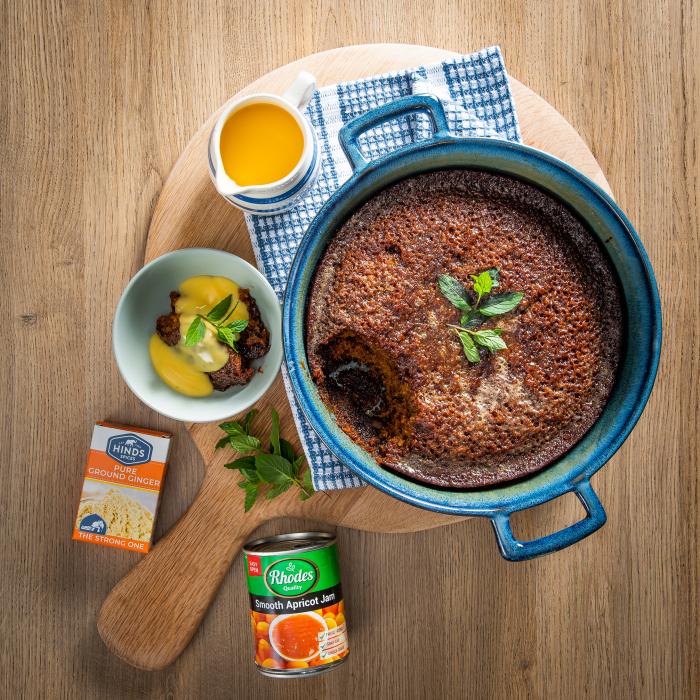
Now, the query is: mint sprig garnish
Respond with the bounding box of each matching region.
[438,269,523,363]
[217,408,324,512]
[184,294,249,353]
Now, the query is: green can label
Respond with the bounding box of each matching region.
[245,541,348,671]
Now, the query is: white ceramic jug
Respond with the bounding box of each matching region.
[207,72,320,215]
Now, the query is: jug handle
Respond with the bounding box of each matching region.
[283,71,317,111]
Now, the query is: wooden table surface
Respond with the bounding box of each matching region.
[1,2,697,699]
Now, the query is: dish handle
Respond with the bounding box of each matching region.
[338,94,451,173]
[489,480,606,561]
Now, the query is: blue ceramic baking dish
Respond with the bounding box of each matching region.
[283,95,661,561]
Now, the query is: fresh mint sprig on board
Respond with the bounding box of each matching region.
[184,294,248,352]
[438,269,523,363]
[216,408,320,512]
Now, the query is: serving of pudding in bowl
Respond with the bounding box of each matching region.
[113,248,282,423]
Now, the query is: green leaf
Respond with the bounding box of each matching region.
[280,439,296,468]
[243,409,258,435]
[185,315,206,346]
[470,329,508,354]
[228,434,262,453]
[224,456,259,483]
[294,454,306,476]
[479,292,524,317]
[217,326,236,349]
[244,483,259,512]
[255,453,293,484]
[457,330,481,363]
[266,480,294,500]
[470,271,493,300]
[219,420,245,437]
[226,319,249,334]
[437,274,472,311]
[220,300,240,326]
[486,267,501,288]
[300,468,315,500]
[460,309,484,330]
[215,436,231,450]
[236,480,250,488]
[270,408,281,456]
[224,455,256,470]
[206,294,233,323]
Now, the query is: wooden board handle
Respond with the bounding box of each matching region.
[97,468,266,670]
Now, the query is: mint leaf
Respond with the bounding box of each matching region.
[270,408,281,456]
[219,300,240,327]
[280,439,296,467]
[226,319,248,334]
[224,454,256,469]
[228,434,262,453]
[294,454,306,476]
[486,267,500,288]
[255,453,293,484]
[224,456,258,482]
[438,274,473,311]
[300,468,315,500]
[219,420,245,436]
[460,309,484,330]
[479,292,524,316]
[243,409,258,435]
[215,436,230,450]
[471,329,508,354]
[185,315,206,346]
[266,481,293,500]
[470,271,493,301]
[244,483,259,512]
[207,294,233,323]
[457,330,480,363]
[217,326,236,349]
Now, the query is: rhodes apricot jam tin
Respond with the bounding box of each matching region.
[243,532,349,677]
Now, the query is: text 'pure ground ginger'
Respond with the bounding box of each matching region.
[72,422,172,552]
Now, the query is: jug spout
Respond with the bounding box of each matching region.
[215,167,249,197]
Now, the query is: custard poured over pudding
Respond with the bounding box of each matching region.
[306,170,622,487]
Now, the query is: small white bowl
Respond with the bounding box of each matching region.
[267,611,329,662]
[113,248,282,423]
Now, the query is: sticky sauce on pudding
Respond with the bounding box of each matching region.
[149,275,249,397]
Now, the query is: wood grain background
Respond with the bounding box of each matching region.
[1,1,697,699]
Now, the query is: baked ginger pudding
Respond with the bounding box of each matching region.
[306,170,622,488]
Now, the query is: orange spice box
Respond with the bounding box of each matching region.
[72,422,172,552]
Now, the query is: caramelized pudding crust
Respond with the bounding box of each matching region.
[306,170,622,487]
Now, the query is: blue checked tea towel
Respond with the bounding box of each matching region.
[245,46,522,491]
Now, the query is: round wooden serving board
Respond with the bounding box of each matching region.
[97,44,613,671]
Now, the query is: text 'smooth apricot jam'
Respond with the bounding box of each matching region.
[243,532,349,677]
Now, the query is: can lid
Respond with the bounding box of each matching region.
[243,531,336,555]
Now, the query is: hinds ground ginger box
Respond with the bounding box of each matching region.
[73,422,172,552]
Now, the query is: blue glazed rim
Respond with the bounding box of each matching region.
[283,95,662,560]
